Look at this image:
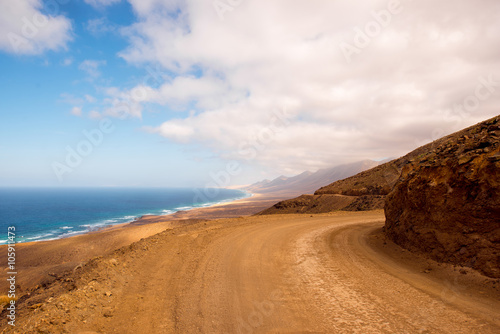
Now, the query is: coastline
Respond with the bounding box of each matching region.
[80,189,256,237]
[0,190,288,293]
[141,192,288,221]
[0,188,253,246]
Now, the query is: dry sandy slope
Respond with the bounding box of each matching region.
[3,211,499,333]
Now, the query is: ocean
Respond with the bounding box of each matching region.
[0,187,249,245]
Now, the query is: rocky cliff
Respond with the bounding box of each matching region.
[385,115,500,278]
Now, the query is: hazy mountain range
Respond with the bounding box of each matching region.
[245,159,385,196]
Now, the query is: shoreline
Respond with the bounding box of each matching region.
[2,188,254,246]
[0,190,289,293]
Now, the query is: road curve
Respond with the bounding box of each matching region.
[8,211,500,333]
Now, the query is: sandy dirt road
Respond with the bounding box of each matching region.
[5,211,500,333]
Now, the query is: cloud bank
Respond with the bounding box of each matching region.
[108,0,500,173]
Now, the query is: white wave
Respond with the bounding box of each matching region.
[59,226,73,230]
[79,223,106,230]
[174,206,193,211]
[59,230,87,238]
[33,237,59,242]
[26,233,55,240]
[78,216,136,232]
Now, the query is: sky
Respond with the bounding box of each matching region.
[0,0,499,188]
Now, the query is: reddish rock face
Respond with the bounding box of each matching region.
[385,116,500,278]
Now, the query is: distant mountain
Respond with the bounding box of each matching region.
[246,160,381,196]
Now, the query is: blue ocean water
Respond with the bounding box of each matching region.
[0,187,249,244]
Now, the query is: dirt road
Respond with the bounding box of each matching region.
[5,211,500,333]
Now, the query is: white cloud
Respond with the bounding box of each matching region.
[86,18,115,35]
[71,106,82,117]
[84,0,121,8]
[85,94,96,103]
[59,93,84,105]
[113,0,500,173]
[0,0,72,55]
[89,110,102,119]
[127,0,183,17]
[61,57,73,66]
[124,75,246,111]
[78,59,106,79]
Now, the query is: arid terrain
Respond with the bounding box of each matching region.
[1,117,499,333]
[1,210,500,333]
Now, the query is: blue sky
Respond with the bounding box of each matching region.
[1,0,499,187]
[0,0,236,187]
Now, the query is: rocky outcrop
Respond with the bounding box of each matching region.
[258,194,357,215]
[342,195,386,212]
[385,115,500,278]
[314,162,401,196]
[258,192,387,215]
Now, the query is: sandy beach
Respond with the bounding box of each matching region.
[137,192,285,221]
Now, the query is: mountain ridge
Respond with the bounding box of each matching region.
[246,159,381,197]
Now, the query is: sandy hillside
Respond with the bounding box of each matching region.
[2,211,499,333]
